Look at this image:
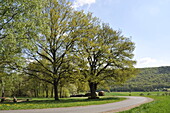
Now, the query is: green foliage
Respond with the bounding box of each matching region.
[111,66,170,92]
[74,22,136,98]
[0,0,44,70]
[23,0,100,100]
[0,0,136,100]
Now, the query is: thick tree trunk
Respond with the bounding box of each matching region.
[53,80,59,100]
[89,82,98,99]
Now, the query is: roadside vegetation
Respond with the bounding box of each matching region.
[106,92,170,113]
[120,96,170,113]
[0,96,125,110]
[1,91,169,112]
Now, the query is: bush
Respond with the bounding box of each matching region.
[139,93,144,96]
[147,93,151,95]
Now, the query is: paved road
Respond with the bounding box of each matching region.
[0,96,153,113]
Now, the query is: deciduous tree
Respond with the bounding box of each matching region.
[24,0,94,100]
[0,0,44,68]
[75,23,136,99]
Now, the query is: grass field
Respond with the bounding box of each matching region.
[0,96,125,110]
[105,92,170,113]
[0,92,169,112]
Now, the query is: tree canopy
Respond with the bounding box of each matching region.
[0,0,44,68]
[74,23,136,98]
[0,0,136,100]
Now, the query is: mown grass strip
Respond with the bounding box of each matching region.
[119,96,170,113]
[106,92,170,113]
[0,96,125,110]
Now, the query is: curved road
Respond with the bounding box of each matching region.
[0,96,153,113]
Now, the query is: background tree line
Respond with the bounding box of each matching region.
[0,0,136,100]
[110,66,170,92]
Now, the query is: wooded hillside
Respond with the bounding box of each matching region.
[110,66,170,92]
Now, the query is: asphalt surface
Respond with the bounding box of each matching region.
[0,96,153,113]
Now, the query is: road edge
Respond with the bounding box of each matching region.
[103,96,154,113]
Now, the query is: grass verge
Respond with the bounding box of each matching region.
[105,92,170,113]
[0,96,125,110]
[119,96,170,113]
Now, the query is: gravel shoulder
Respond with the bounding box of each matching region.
[0,96,154,113]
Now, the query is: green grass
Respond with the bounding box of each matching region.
[1,91,169,112]
[0,96,125,110]
[119,96,170,113]
[105,92,170,113]
[105,91,166,96]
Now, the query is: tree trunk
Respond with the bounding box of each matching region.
[2,85,5,97]
[45,85,49,98]
[53,80,59,100]
[34,89,37,97]
[89,82,98,99]
[1,79,5,97]
[51,86,53,98]
[60,86,62,98]
[18,82,22,96]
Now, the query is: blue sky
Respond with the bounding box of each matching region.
[71,0,170,68]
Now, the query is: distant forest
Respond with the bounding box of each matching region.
[110,66,170,92]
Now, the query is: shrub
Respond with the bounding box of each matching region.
[147,93,151,95]
[139,93,144,96]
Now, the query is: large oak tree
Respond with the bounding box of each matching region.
[75,23,136,99]
[24,0,95,100]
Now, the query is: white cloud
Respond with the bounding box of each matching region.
[72,0,96,9]
[135,57,170,68]
[138,57,156,65]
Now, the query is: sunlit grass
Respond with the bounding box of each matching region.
[0,96,125,110]
[119,95,170,113]
[105,92,170,113]
[1,91,169,112]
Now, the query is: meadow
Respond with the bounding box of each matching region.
[0,91,169,113]
[0,96,125,110]
[107,92,170,113]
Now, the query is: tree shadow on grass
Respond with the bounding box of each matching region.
[6,97,121,104]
